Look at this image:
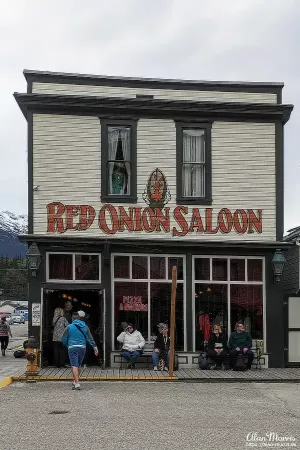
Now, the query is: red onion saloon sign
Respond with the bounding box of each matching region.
[46,202,262,237]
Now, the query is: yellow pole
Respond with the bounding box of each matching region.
[169,266,177,377]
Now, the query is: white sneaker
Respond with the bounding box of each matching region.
[72,382,80,390]
[153,366,158,371]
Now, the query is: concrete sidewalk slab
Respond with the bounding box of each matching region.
[1,381,300,450]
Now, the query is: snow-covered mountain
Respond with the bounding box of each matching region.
[0,211,28,257]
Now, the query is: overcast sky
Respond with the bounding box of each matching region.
[0,0,299,234]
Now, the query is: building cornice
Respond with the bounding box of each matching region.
[13,92,293,124]
[23,69,284,94]
[19,234,293,250]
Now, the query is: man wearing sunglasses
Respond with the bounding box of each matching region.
[117,322,145,369]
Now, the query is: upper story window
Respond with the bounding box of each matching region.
[176,122,212,204]
[47,253,101,283]
[101,119,137,203]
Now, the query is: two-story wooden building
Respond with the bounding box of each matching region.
[15,70,293,368]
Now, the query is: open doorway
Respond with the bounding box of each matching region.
[42,289,104,367]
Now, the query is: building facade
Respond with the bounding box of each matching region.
[282,228,300,366]
[15,70,293,368]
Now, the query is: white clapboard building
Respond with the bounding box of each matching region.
[15,70,294,368]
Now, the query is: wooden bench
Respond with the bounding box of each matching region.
[254,340,270,370]
[120,349,153,369]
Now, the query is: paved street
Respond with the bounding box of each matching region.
[0,324,27,382]
[1,381,300,450]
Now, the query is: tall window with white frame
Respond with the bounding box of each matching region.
[113,254,185,351]
[193,257,264,352]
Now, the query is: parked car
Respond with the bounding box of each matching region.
[9,314,25,324]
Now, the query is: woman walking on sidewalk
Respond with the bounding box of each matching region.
[0,316,12,356]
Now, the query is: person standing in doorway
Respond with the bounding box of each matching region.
[0,316,12,356]
[52,307,69,368]
[64,301,72,324]
[62,312,98,390]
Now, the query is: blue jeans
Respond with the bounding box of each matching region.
[152,350,170,367]
[121,350,142,363]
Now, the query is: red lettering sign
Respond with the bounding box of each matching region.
[46,203,263,236]
[119,296,148,311]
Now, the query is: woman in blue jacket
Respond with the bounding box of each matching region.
[62,312,98,390]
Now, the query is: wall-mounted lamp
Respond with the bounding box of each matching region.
[272,248,286,283]
[26,243,41,277]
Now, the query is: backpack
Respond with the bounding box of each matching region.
[14,349,26,358]
[199,352,209,370]
[235,354,246,371]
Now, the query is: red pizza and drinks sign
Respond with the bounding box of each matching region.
[46,169,263,237]
[119,296,148,311]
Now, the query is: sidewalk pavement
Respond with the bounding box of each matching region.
[1,381,300,450]
[0,345,26,386]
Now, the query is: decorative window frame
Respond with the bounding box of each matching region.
[111,253,187,351]
[176,121,212,205]
[100,118,138,203]
[46,252,101,283]
[192,255,266,352]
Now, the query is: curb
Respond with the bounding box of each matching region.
[0,377,13,389]
[12,376,178,382]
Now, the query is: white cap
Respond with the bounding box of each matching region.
[77,310,85,318]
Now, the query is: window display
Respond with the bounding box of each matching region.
[113,254,185,350]
[193,256,264,351]
[195,284,228,351]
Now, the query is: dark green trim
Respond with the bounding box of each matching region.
[185,252,193,351]
[276,121,284,240]
[24,69,283,96]
[19,234,293,250]
[41,283,103,290]
[14,93,293,124]
[27,112,33,234]
[176,121,212,205]
[100,118,137,203]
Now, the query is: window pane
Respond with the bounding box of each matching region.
[107,162,130,195]
[182,164,205,197]
[195,283,228,351]
[48,254,72,280]
[114,282,148,348]
[151,283,184,350]
[132,256,148,279]
[248,259,263,282]
[230,285,263,339]
[183,129,205,163]
[212,259,227,281]
[194,258,210,280]
[75,255,99,280]
[168,257,184,280]
[230,259,245,281]
[114,256,130,279]
[182,129,205,198]
[107,126,131,196]
[150,257,166,279]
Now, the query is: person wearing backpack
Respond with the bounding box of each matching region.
[62,312,98,390]
[0,316,12,356]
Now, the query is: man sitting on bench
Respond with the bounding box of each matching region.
[152,323,170,371]
[117,323,145,369]
[229,322,254,370]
